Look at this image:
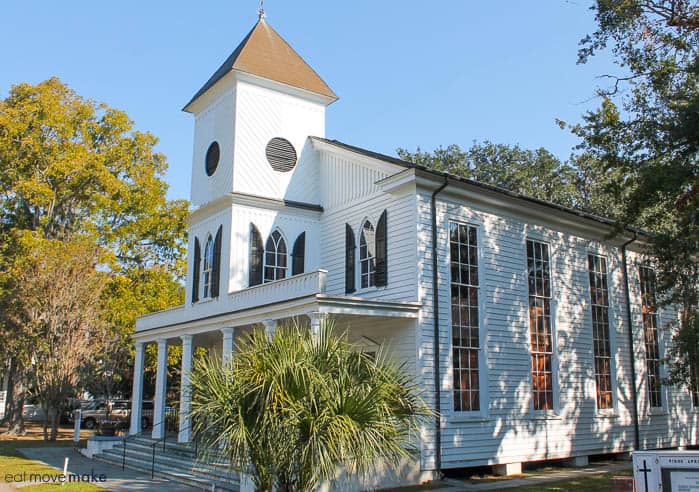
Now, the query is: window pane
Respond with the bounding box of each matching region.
[527,240,554,411]
[639,266,662,408]
[450,222,480,412]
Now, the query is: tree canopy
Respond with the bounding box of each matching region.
[0,77,188,435]
[571,0,698,387]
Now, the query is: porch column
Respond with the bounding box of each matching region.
[221,327,235,366]
[178,335,193,443]
[152,338,168,440]
[308,312,324,338]
[129,341,145,435]
[263,319,276,339]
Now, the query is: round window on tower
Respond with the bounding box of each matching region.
[265,137,297,172]
[205,141,220,177]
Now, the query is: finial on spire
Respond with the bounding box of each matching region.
[258,0,265,19]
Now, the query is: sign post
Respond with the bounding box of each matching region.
[73,409,81,443]
[0,390,6,421]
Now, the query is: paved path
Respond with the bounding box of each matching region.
[416,461,632,491]
[12,446,199,491]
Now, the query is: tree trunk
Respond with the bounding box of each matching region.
[5,372,26,435]
[48,406,59,441]
[1,358,14,426]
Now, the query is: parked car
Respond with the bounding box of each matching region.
[79,400,108,430]
[22,396,46,422]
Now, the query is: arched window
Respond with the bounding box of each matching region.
[264,230,287,282]
[359,220,376,288]
[202,235,214,298]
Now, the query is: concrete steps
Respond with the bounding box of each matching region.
[93,435,240,491]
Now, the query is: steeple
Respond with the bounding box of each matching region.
[183,17,337,112]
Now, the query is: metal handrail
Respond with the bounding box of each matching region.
[120,410,176,472]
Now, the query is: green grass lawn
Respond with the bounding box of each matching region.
[0,425,102,491]
[491,468,633,492]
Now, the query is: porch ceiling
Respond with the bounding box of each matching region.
[132,294,421,343]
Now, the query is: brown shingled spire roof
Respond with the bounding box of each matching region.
[184,18,337,111]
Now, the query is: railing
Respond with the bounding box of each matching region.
[120,408,179,474]
[147,415,235,480]
[137,270,328,331]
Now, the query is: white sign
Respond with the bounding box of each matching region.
[0,390,6,420]
[634,450,699,492]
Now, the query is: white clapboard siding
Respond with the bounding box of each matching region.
[190,87,236,207]
[318,151,419,302]
[232,80,324,204]
[415,190,699,469]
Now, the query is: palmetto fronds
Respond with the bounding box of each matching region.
[188,317,428,492]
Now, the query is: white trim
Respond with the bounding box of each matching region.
[134,292,421,343]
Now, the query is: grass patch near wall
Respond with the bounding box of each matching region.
[493,468,633,492]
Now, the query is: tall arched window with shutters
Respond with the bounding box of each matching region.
[202,234,214,298]
[264,230,287,282]
[249,224,263,287]
[359,220,376,289]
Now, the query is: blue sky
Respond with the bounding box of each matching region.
[1,1,618,200]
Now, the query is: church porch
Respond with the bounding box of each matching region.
[128,287,421,445]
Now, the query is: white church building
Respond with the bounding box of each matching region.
[125,14,698,489]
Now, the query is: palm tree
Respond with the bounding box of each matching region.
[188,317,428,492]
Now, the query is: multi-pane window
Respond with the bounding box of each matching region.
[527,240,554,411]
[450,222,480,412]
[639,266,662,408]
[202,235,214,298]
[588,254,613,409]
[264,230,287,282]
[359,221,376,288]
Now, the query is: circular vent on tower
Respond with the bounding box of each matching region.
[265,137,297,172]
[205,141,220,176]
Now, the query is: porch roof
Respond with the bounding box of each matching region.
[132,293,421,343]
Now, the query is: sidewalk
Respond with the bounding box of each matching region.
[417,461,632,491]
[12,446,199,491]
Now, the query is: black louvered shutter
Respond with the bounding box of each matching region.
[249,224,263,286]
[376,210,388,286]
[192,237,201,303]
[345,224,356,294]
[292,232,305,275]
[212,225,222,297]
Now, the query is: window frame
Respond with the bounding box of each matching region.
[638,264,666,412]
[586,252,618,414]
[358,218,377,290]
[447,220,488,419]
[263,229,288,283]
[525,236,559,414]
[202,234,214,299]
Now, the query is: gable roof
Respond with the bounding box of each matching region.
[311,137,643,236]
[184,18,337,111]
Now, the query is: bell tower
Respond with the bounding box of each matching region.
[182,14,335,303]
[183,14,338,208]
